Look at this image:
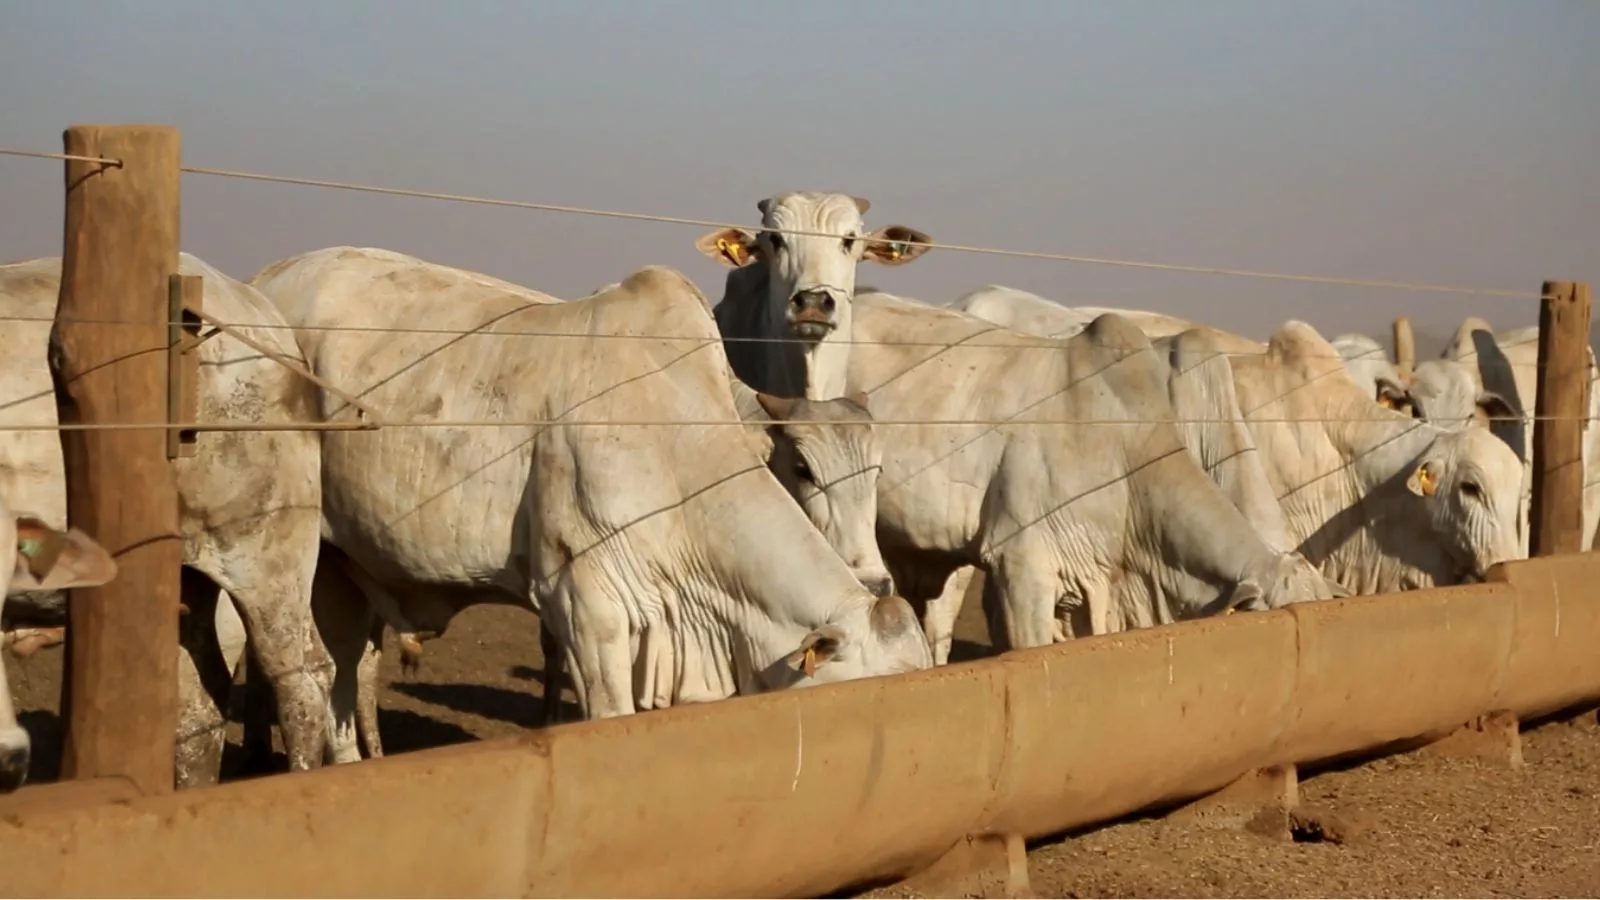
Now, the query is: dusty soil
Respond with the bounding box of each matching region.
[7,599,1600,898]
[861,716,1600,899]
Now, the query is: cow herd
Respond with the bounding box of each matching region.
[0,189,1586,794]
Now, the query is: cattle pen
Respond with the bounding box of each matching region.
[0,123,1598,898]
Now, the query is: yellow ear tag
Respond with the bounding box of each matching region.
[1418,465,1438,496]
[717,237,744,265]
[1224,607,1237,616]
[802,646,819,677]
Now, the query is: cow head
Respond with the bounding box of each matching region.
[1402,427,1525,585]
[728,379,893,597]
[1220,551,1353,617]
[778,594,932,687]
[0,510,118,793]
[695,192,931,342]
[1403,360,1521,433]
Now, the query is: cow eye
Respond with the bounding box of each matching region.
[767,231,786,251]
[1461,480,1484,501]
[793,457,813,482]
[842,234,858,254]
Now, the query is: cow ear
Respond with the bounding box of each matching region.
[787,624,846,677]
[862,226,932,266]
[12,517,117,593]
[1474,391,1518,425]
[729,378,771,423]
[1374,376,1415,415]
[1407,459,1442,497]
[694,228,759,268]
[755,392,796,422]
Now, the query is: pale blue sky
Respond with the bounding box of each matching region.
[2,0,1595,344]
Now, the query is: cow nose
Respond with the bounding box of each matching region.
[790,290,836,317]
[0,743,29,794]
[860,573,895,597]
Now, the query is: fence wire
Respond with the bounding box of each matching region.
[0,145,1552,300]
[1,143,1587,437]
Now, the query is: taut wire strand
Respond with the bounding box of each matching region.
[0,312,1567,368]
[0,148,122,167]
[0,145,1551,298]
[187,309,385,427]
[0,144,1548,297]
[174,163,1545,300]
[0,414,1590,434]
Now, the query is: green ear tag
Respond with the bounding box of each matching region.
[15,523,66,579]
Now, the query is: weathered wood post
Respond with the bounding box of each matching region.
[51,125,183,794]
[1392,316,1416,381]
[1529,281,1593,558]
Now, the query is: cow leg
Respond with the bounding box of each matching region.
[563,643,588,716]
[215,591,249,676]
[238,653,277,773]
[989,555,1059,651]
[228,592,280,776]
[553,575,633,720]
[0,594,28,793]
[635,619,675,711]
[980,572,1011,654]
[538,617,566,726]
[923,566,975,666]
[218,577,331,774]
[309,552,376,766]
[883,557,957,664]
[174,569,233,789]
[355,622,385,759]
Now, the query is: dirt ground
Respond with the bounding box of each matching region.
[7,599,1600,899]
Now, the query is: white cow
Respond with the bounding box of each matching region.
[0,255,332,787]
[231,250,898,750]
[0,495,117,792]
[249,248,930,743]
[841,291,1340,652]
[694,192,932,400]
[573,276,891,592]
[1180,322,1526,592]
[536,385,889,725]
[936,285,1345,662]
[949,284,1197,339]
[950,286,1302,550]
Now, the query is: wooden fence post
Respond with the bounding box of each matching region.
[1529,281,1593,558]
[51,125,183,794]
[1392,316,1416,381]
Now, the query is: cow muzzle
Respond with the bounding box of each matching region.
[856,571,895,598]
[0,732,29,794]
[788,290,838,341]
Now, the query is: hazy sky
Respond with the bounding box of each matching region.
[2,0,1595,344]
